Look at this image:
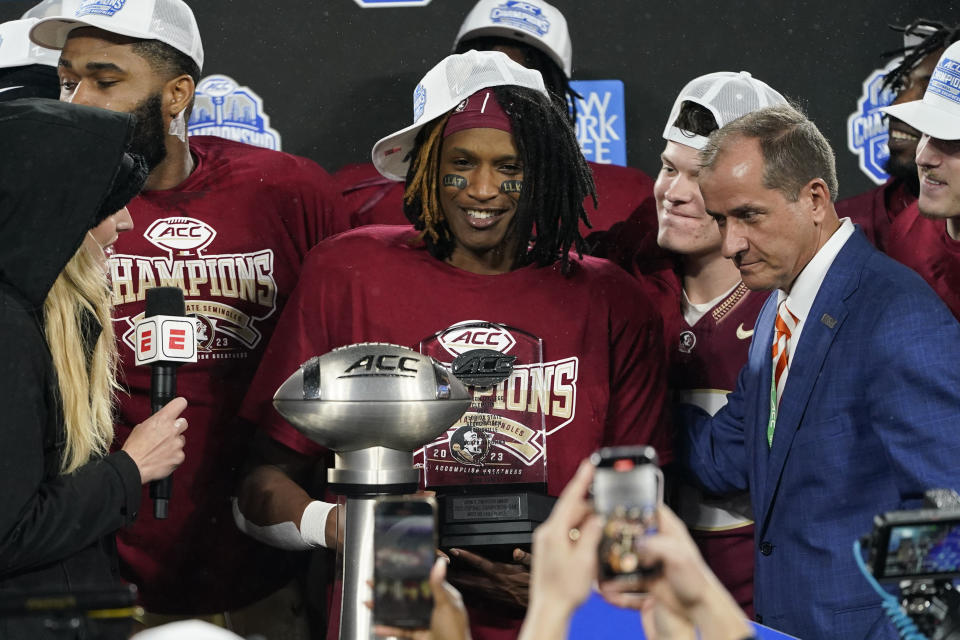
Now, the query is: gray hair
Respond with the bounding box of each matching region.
[699,103,839,202]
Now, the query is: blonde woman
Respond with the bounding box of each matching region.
[0,99,188,638]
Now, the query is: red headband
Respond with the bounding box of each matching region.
[443,89,513,138]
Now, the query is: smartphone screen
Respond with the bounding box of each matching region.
[373,497,437,629]
[591,446,662,585]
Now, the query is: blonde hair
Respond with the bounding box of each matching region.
[43,242,119,474]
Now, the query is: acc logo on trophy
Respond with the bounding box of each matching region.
[451,348,516,387]
[449,425,493,466]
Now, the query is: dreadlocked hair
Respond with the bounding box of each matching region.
[881,19,959,93]
[402,85,595,275]
[455,37,582,126]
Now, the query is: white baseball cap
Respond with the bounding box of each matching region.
[22,0,70,20]
[371,49,548,182]
[663,71,788,150]
[0,18,60,69]
[29,0,203,70]
[454,0,572,78]
[882,41,960,140]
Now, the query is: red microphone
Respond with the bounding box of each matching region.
[136,287,197,519]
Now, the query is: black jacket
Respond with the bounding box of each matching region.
[0,100,143,638]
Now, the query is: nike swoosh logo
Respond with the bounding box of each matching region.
[0,86,25,95]
[736,323,754,340]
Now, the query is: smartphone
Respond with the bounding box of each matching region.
[866,509,960,581]
[373,496,438,630]
[590,445,663,586]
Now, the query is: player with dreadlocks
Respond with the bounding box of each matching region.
[334,0,655,237]
[403,84,593,272]
[836,18,959,251]
[233,50,671,640]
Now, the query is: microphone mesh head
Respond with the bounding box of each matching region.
[145,287,185,318]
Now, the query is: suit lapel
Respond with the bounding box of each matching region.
[757,231,870,528]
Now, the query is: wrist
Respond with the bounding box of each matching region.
[519,600,574,640]
[299,500,336,548]
[689,583,752,640]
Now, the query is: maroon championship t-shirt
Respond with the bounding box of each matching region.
[334,160,654,234]
[108,136,346,614]
[887,202,960,322]
[241,225,671,495]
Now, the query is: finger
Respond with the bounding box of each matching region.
[174,417,188,434]
[157,396,188,420]
[450,548,498,574]
[513,548,532,567]
[550,459,595,523]
[373,625,419,638]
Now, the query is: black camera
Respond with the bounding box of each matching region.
[861,489,960,640]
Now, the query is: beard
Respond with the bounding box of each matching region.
[128,92,168,171]
[883,153,920,195]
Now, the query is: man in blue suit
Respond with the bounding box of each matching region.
[683,103,960,640]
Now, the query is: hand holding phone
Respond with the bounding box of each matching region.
[590,446,663,589]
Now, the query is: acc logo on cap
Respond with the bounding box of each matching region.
[413,84,427,122]
[77,0,127,18]
[490,1,550,37]
[354,0,432,7]
[189,74,282,151]
[846,59,898,185]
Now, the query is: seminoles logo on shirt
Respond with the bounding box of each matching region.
[109,217,279,360]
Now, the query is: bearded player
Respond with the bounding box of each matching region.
[335,0,654,237]
[234,50,670,640]
[836,19,959,251]
[30,1,345,635]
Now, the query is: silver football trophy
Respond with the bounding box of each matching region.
[273,343,471,640]
[419,322,554,549]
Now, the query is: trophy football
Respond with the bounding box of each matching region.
[272,342,471,640]
[419,321,555,550]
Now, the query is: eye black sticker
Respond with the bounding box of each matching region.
[500,180,523,194]
[443,174,468,189]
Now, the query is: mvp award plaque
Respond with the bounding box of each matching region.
[420,321,555,548]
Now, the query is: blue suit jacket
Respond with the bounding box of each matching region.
[683,229,960,640]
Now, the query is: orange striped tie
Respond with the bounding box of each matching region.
[772,301,799,407]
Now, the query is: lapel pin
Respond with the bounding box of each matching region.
[820,313,837,329]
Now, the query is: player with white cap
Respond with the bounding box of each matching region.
[236,49,670,640]
[835,20,960,252]
[335,0,655,237]
[594,70,787,618]
[27,0,345,636]
[882,39,960,321]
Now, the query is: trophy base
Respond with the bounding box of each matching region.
[436,489,556,548]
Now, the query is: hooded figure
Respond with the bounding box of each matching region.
[0,98,147,638]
